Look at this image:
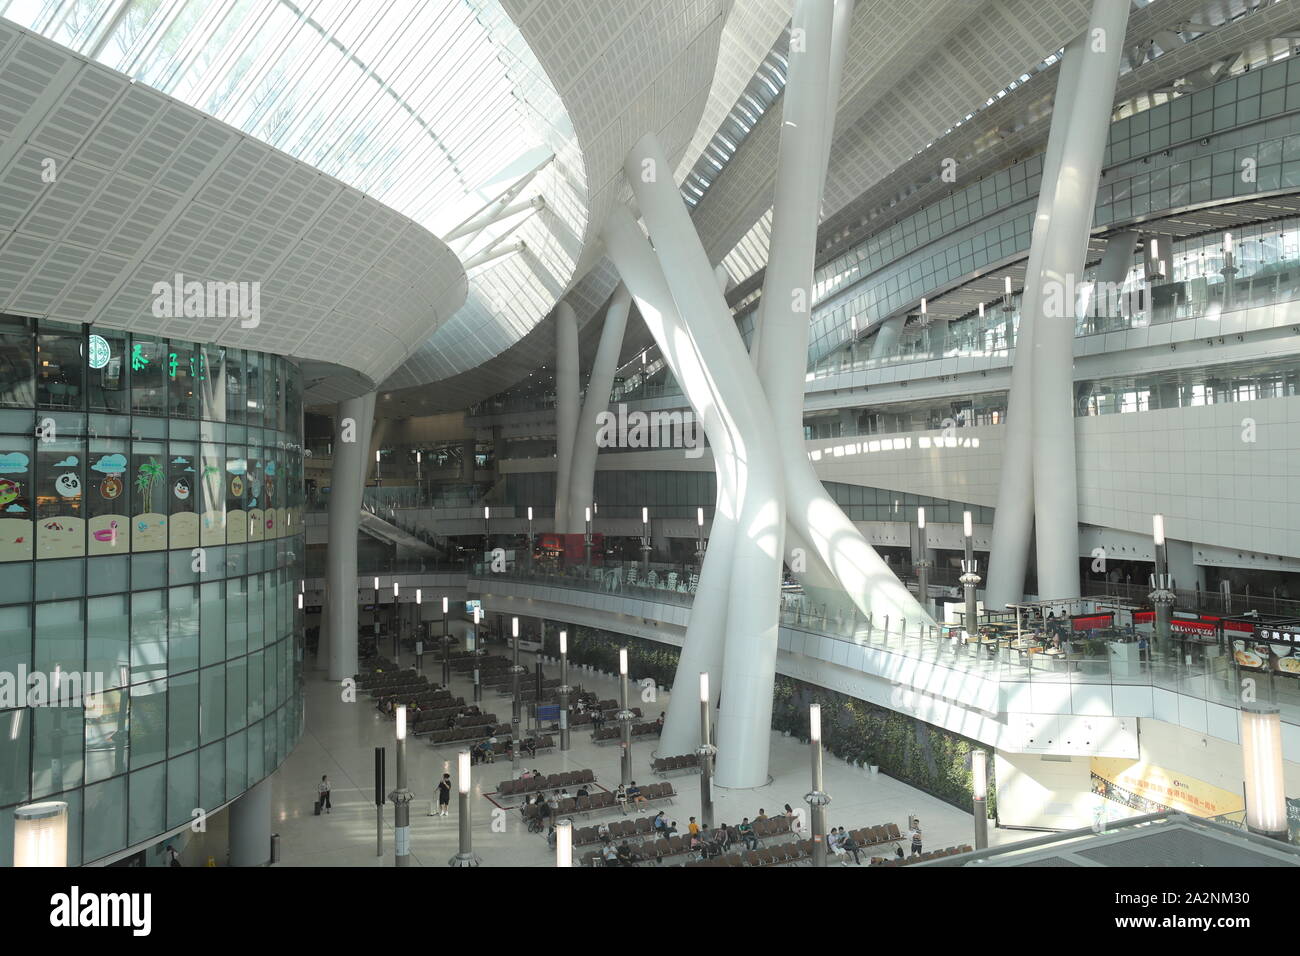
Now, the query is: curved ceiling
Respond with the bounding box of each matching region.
[0,19,466,400]
[3,0,589,388]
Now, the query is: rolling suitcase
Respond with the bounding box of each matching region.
[314,799,322,816]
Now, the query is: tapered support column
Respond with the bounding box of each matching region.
[1031,0,1130,602]
[326,390,375,681]
[622,140,787,788]
[554,302,579,533]
[755,0,932,636]
[603,209,735,762]
[985,31,1088,610]
[567,285,632,531]
[617,648,634,787]
[869,313,907,360]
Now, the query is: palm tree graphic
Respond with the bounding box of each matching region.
[135,458,164,514]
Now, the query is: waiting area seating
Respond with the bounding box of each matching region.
[592,722,659,743]
[497,768,594,796]
[651,753,700,776]
[872,844,972,865]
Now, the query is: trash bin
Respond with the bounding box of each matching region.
[270,833,281,865]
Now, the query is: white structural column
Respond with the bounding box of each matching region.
[984,33,1087,610]
[625,136,787,788]
[554,301,580,532]
[1090,230,1138,327]
[326,389,376,681]
[755,0,933,633]
[1030,0,1130,602]
[567,285,632,527]
[869,313,907,360]
[603,206,735,761]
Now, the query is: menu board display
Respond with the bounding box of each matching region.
[1230,621,1300,676]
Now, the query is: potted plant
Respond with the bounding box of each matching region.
[867,752,880,776]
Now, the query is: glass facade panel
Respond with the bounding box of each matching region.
[0,319,305,864]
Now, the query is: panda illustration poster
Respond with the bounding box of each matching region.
[37,450,84,559]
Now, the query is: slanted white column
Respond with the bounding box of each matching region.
[1089,230,1138,330]
[326,390,375,681]
[869,313,907,359]
[554,301,580,533]
[624,136,787,788]
[568,285,632,527]
[1031,0,1130,602]
[755,0,933,632]
[984,34,1087,610]
[603,207,735,761]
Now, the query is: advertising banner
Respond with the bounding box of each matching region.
[1090,757,1245,819]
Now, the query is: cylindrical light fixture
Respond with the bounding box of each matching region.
[512,616,519,638]
[1004,276,1012,296]
[297,593,303,610]
[415,589,422,605]
[585,506,591,523]
[442,596,448,614]
[963,511,973,538]
[917,506,926,529]
[810,703,822,742]
[473,607,481,625]
[483,506,490,520]
[396,704,407,741]
[978,302,985,318]
[697,507,704,527]
[920,297,927,315]
[1223,231,1233,255]
[556,819,573,867]
[1241,704,1287,840]
[393,582,399,598]
[1152,513,1166,547]
[373,576,379,591]
[972,748,988,801]
[619,647,628,676]
[641,506,648,524]
[527,506,533,521]
[13,801,68,867]
[458,749,471,795]
[559,630,567,654]
[699,670,709,703]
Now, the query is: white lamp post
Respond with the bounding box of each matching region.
[556,818,573,867]
[449,749,480,866]
[806,704,830,867]
[698,671,716,828]
[558,629,572,752]
[971,748,989,849]
[1241,704,1287,841]
[617,646,634,786]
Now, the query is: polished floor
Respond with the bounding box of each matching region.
[271,649,1031,866]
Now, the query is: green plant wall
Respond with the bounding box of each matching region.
[543,623,996,816]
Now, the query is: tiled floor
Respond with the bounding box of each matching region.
[271,651,1032,866]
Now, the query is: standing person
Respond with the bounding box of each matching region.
[165,844,182,867]
[317,774,332,814]
[909,820,923,856]
[437,772,452,816]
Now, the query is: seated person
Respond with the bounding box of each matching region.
[597,822,612,845]
[575,786,590,799]
[652,811,670,834]
[839,832,862,865]
[616,841,640,865]
[738,818,758,850]
[614,784,628,812]
[627,781,648,807]
[602,843,620,867]
[523,737,537,758]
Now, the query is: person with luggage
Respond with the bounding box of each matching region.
[317,774,332,814]
[437,773,452,816]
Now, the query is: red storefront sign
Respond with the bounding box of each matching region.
[1071,613,1114,631]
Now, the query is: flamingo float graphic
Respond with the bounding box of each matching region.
[92,520,119,546]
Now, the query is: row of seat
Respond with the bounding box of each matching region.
[422,723,511,745]
[570,705,641,726]
[593,722,658,742]
[497,768,595,795]
[651,753,700,775]
[683,842,817,867]
[873,844,971,866]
